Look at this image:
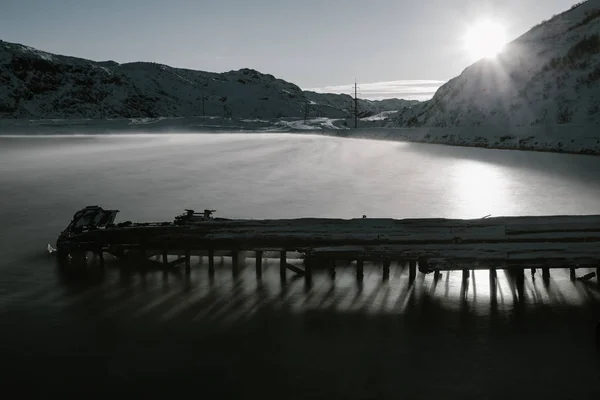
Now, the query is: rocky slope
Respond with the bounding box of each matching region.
[393,0,600,130]
[0,40,416,120]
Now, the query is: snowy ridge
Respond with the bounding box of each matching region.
[393,0,600,133]
[0,40,416,120]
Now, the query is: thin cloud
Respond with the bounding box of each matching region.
[306,80,446,101]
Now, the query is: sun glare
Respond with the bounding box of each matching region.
[463,20,508,61]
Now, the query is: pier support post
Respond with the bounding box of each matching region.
[382,259,391,281]
[232,251,239,277]
[280,251,287,280]
[597,267,600,287]
[490,268,497,281]
[356,259,364,281]
[462,269,470,282]
[162,249,168,266]
[409,260,417,283]
[570,268,576,281]
[255,250,263,279]
[516,268,525,286]
[542,267,550,282]
[184,249,191,271]
[329,260,336,279]
[305,258,312,281]
[96,249,104,268]
[208,248,215,275]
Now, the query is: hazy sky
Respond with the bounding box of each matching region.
[1,0,582,99]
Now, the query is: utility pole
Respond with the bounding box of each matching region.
[304,99,310,122]
[202,92,205,116]
[354,80,358,129]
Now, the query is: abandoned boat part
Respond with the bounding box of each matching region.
[54,206,600,286]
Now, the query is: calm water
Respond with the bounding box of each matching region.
[1,133,600,398]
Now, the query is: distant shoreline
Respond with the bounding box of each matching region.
[1,117,599,156]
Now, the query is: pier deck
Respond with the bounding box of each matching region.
[55,206,600,284]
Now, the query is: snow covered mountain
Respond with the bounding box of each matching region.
[394,0,600,129]
[0,40,416,120]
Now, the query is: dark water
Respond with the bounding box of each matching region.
[1,133,600,398]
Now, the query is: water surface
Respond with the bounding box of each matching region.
[1,133,599,398]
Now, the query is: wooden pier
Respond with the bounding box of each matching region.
[55,206,600,286]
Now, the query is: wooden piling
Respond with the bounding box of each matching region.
[184,249,191,271]
[570,268,576,281]
[255,250,263,279]
[409,260,417,282]
[208,248,215,274]
[98,251,104,267]
[382,259,391,281]
[162,249,168,266]
[597,267,600,287]
[462,269,470,282]
[232,251,239,276]
[305,258,312,281]
[280,251,287,280]
[516,268,525,286]
[356,259,364,280]
[542,267,550,281]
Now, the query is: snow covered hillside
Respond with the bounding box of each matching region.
[394,0,600,129]
[0,40,415,120]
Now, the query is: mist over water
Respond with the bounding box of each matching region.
[1,133,600,398]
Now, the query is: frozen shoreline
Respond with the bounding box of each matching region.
[1,117,599,155]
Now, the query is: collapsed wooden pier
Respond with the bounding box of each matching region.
[55,206,600,285]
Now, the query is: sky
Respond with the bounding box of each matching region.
[0,0,584,100]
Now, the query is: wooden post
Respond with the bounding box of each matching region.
[516,268,525,286]
[329,260,336,279]
[97,250,104,267]
[208,248,215,274]
[462,269,470,282]
[542,267,550,281]
[232,251,239,276]
[356,259,364,281]
[162,249,168,266]
[255,250,263,279]
[280,251,287,280]
[184,249,191,271]
[597,267,600,287]
[569,268,576,281]
[382,259,391,281]
[305,258,312,281]
[490,268,497,280]
[409,260,417,283]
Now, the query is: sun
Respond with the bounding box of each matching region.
[463,20,508,61]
